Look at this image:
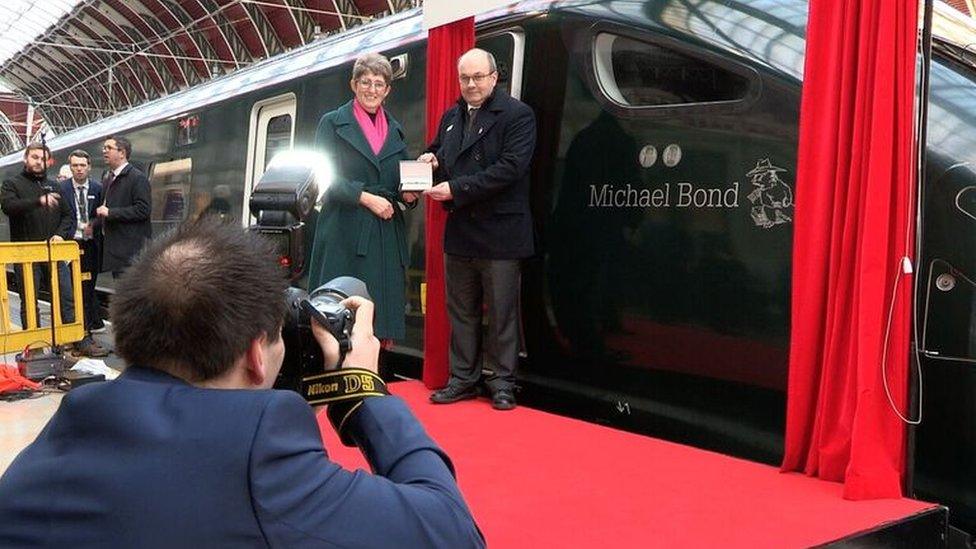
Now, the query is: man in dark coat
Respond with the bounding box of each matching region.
[0,143,75,328]
[0,219,485,548]
[96,135,152,276]
[61,149,109,357]
[422,48,537,411]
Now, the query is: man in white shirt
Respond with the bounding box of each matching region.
[96,135,152,277]
[61,149,108,357]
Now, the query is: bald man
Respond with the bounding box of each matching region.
[421,48,537,411]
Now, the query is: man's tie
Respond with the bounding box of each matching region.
[465,107,479,135]
[76,186,88,225]
[103,172,115,198]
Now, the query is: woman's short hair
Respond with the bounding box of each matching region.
[352,53,393,84]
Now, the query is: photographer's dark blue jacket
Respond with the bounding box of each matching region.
[0,366,485,548]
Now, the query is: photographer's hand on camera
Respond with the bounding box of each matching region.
[311,295,380,373]
[304,295,389,446]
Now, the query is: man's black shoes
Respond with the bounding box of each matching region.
[430,384,517,410]
[491,389,516,411]
[430,384,479,404]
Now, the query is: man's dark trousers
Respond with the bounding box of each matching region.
[14,261,74,328]
[74,238,100,331]
[445,254,520,392]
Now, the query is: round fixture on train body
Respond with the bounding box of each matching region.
[663,144,682,167]
[639,145,657,168]
[936,273,956,292]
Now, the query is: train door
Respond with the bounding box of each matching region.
[243,93,297,223]
[914,100,976,529]
[518,15,794,461]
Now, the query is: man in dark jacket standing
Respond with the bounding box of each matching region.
[0,143,75,328]
[422,48,537,411]
[61,150,109,357]
[96,135,151,276]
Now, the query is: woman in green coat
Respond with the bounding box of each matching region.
[308,53,417,342]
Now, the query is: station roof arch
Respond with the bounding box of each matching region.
[0,0,418,154]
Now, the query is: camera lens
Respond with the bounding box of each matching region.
[310,276,371,302]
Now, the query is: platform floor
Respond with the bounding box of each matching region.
[0,376,940,547]
[0,294,939,547]
[0,291,122,471]
[1,290,122,366]
[323,381,939,548]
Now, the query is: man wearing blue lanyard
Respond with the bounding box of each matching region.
[61,150,109,357]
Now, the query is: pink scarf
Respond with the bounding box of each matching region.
[352,99,388,156]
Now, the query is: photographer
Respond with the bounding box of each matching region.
[0,218,484,548]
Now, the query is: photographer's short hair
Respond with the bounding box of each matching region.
[111,218,288,381]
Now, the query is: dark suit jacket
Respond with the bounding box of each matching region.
[60,178,103,241]
[427,89,537,259]
[0,170,72,242]
[102,163,151,272]
[0,366,484,548]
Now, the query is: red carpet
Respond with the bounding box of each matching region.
[318,381,934,548]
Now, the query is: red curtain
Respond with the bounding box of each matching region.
[423,19,474,388]
[782,0,919,499]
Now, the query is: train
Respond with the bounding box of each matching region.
[2,0,975,536]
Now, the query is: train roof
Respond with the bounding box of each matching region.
[2,0,974,167]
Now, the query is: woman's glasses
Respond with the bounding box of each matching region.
[357,79,388,91]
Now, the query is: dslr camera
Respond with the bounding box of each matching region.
[248,155,369,392]
[277,277,370,391]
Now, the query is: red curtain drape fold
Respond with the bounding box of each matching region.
[782,0,918,499]
[423,19,474,388]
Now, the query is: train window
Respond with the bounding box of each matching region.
[477,30,524,98]
[176,114,199,146]
[149,158,192,233]
[390,53,408,81]
[594,33,750,107]
[245,94,295,223]
[263,113,292,169]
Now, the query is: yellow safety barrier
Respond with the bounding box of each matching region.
[0,240,85,354]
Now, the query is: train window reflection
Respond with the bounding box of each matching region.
[476,31,517,96]
[594,33,750,107]
[149,158,192,233]
[264,114,293,170]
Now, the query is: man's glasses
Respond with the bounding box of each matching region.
[458,71,495,85]
[357,79,388,90]
[102,145,119,151]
